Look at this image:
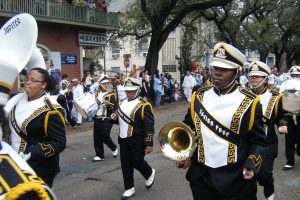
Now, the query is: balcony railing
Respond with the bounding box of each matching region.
[0,0,119,30]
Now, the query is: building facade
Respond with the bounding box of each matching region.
[0,0,119,92]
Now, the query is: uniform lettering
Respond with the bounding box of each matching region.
[4,18,21,35]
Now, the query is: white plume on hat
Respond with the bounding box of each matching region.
[248,61,271,77]
[0,13,38,106]
[210,42,246,70]
[125,77,141,91]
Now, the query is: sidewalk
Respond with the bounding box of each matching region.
[65,100,189,135]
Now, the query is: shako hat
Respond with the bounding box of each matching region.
[248,61,271,77]
[125,77,141,91]
[289,66,300,75]
[210,42,246,70]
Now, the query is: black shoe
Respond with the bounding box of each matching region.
[282,164,294,170]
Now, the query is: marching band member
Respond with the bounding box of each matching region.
[181,42,266,200]
[278,65,300,170]
[116,77,155,200]
[9,68,66,187]
[71,78,84,125]
[248,61,284,200]
[92,75,118,162]
[0,13,57,199]
[57,80,78,128]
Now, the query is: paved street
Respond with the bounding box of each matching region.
[53,102,300,200]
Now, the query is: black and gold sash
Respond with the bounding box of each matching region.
[117,108,135,127]
[195,99,240,146]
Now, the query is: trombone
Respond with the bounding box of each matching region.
[158,121,197,167]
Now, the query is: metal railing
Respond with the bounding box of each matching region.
[0,0,119,30]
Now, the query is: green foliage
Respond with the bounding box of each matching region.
[176,22,198,73]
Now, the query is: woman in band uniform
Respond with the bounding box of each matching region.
[9,68,66,187]
[92,75,118,162]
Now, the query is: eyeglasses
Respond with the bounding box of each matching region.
[25,78,44,83]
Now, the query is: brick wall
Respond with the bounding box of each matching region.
[38,22,81,81]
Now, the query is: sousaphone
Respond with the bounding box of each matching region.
[0,13,38,105]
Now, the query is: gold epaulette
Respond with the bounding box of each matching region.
[239,87,257,99]
[197,86,212,94]
[141,99,154,119]
[43,97,66,135]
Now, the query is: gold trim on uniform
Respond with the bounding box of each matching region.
[39,143,55,158]
[144,134,154,142]
[227,142,236,163]
[193,93,205,164]
[44,110,66,135]
[248,154,262,171]
[263,95,277,134]
[230,96,252,133]
[141,102,153,120]
[195,115,205,163]
[190,92,197,123]
[274,93,283,118]
[18,139,27,153]
[127,101,143,137]
[21,104,61,134]
[248,96,260,131]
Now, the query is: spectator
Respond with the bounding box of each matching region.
[153,73,162,107]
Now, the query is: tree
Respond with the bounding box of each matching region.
[118,0,233,75]
[176,22,198,73]
[199,0,300,70]
[200,0,273,51]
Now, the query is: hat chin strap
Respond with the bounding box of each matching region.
[250,76,268,89]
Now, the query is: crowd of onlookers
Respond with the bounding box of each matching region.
[55,65,214,128]
[64,0,108,11]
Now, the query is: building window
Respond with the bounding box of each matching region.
[111,48,120,59]
[163,65,177,72]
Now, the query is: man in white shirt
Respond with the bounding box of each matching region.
[182,71,197,102]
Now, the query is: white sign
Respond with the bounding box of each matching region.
[50,52,61,70]
[78,32,106,46]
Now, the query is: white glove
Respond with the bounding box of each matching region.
[19,152,31,161]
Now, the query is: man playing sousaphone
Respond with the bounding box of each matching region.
[92,75,118,162]
[177,42,267,199]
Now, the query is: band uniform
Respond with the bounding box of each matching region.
[183,84,266,199]
[9,93,66,187]
[117,96,155,191]
[93,89,117,160]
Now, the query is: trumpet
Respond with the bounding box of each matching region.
[158,121,197,166]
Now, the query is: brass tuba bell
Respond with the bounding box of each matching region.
[158,121,197,162]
